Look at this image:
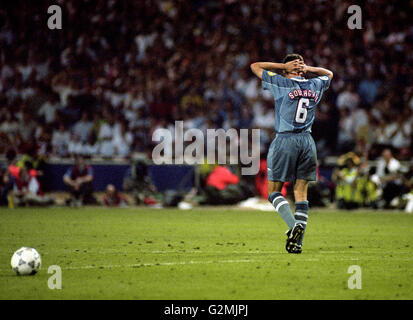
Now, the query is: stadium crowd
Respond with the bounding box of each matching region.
[0,0,413,209]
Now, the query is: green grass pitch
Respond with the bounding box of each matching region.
[0,207,412,300]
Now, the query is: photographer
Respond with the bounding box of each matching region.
[203,165,253,205]
[11,163,54,207]
[372,148,408,208]
[123,159,158,205]
[103,184,129,207]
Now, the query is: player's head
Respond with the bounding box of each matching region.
[283,53,304,78]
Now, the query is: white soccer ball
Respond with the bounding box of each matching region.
[11,247,42,275]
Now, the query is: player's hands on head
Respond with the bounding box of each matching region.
[284,59,300,72]
[297,61,307,76]
[285,59,306,75]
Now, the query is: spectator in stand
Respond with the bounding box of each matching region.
[253,100,275,129]
[63,155,96,206]
[67,133,83,156]
[336,82,360,112]
[98,115,117,141]
[358,69,381,105]
[113,121,133,157]
[37,94,61,125]
[18,111,36,143]
[52,123,70,157]
[0,111,19,141]
[98,115,117,157]
[337,108,355,152]
[82,132,99,158]
[372,117,392,154]
[72,112,92,143]
[389,112,412,158]
[99,136,115,158]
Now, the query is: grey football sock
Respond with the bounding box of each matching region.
[294,201,309,246]
[268,192,296,229]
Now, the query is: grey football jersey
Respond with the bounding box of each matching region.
[262,70,330,133]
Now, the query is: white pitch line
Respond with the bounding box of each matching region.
[147,250,366,255]
[22,250,367,256]
[63,256,413,271]
[4,256,413,273]
[63,258,260,270]
[53,256,364,271]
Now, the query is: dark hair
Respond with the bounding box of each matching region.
[283,53,304,64]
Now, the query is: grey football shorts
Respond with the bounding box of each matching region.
[267,132,317,182]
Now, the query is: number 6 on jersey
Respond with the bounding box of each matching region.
[295,98,310,123]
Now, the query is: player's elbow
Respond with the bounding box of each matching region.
[250,63,257,72]
[327,70,334,80]
[250,63,262,79]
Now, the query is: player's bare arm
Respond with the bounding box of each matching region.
[250,60,303,79]
[300,63,334,81]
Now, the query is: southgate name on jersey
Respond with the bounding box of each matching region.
[288,88,319,102]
